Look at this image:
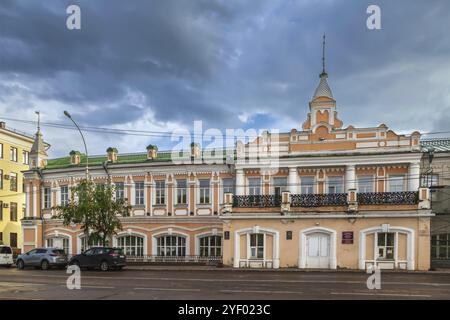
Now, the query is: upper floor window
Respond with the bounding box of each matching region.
[155,180,165,205]
[199,179,210,204]
[0,143,3,158]
[44,187,52,209]
[421,174,439,188]
[300,176,314,194]
[0,169,3,190]
[248,178,261,196]
[0,201,3,220]
[9,172,17,192]
[176,179,187,205]
[388,175,405,192]
[10,147,17,162]
[273,177,287,197]
[115,182,125,200]
[22,150,29,165]
[222,178,235,201]
[61,185,69,206]
[135,182,145,205]
[10,202,17,221]
[357,175,374,193]
[327,176,343,194]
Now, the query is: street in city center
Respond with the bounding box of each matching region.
[0,268,449,300]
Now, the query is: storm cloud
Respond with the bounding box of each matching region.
[0,0,449,157]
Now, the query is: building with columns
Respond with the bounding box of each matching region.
[21,57,433,271]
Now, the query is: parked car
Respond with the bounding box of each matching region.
[16,248,68,270]
[0,245,14,268]
[69,247,126,271]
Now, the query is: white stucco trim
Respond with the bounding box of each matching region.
[233,227,280,269]
[44,231,73,255]
[194,229,221,255]
[113,230,148,256]
[299,226,337,269]
[358,226,415,270]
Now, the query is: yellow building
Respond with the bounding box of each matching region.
[0,121,48,253]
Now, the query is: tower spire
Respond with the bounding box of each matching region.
[321,33,326,76]
[35,111,40,132]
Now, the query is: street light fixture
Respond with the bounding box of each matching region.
[64,111,89,180]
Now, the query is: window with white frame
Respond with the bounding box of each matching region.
[10,147,17,162]
[60,185,69,206]
[273,177,287,197]
[248,178,261,196]
[0,143,3,158]
[117,235,144,256]
[377,232,395,260]
[176,179,187,205]
[46,237,70,254]
[388,175,405,192]
[199,179,210,204]
[250,233,264,259]
[10,172,17,192]
[199,235,222,256]
[43,187,52,208]
[115,182,125,200]
[222,178,235,201]
[357,175,374,193]
[421,174,439,188]
[327,176,343,194]
[0,169,3,189]
[155,180,165,205]
[135,182,144,205]
[22,150,29,165]
[300,176,314,194]
[80,236,101,253]
[156,235,186,256]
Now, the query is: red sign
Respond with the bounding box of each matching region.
[342,231,354,244]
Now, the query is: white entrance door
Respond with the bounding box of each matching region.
[306,233,330,268]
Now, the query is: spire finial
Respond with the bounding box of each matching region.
[321,33,326,76]
[35,111,40,132]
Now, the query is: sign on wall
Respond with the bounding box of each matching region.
[342,231,354,244]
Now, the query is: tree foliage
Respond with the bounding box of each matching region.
[55,179,130,247]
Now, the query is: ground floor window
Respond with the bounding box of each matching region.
[250,233,264,259]
[46,237,69,254]
[117,235,144,256]
[377,232,395,260]
[199,235,222,256]
[80,236,102,253]
[431,233,450,259]
[157,235,186,256]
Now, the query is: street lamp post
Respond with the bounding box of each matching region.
[64,111,89,180]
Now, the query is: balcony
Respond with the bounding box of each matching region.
[291,193,348,207]
[233,195,282,208]
[357,191,418,205]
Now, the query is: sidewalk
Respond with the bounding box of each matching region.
[124,265,450,274]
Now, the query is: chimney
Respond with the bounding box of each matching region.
[146,144,158,160]
[106,147,118,163]
[0,122,5,129]
[190,142,201,159]
[69,150,81,165]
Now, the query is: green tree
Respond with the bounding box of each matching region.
[55,179,130,248]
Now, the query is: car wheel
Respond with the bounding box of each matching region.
[100,261,109,272]
[16,260,24,270]
[41,260,50,270]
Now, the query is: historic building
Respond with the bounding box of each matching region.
[0,121,48,252]
[21,55,433,270]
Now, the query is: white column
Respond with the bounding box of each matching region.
[130,180,135,206]
[288,167,298,194]
[408,162,420,191]
[235,169,244,195]
[345,165,356,191]
[233,231,240,268]
[32,186,37,217]
[56,187,61,206]
[273,232,280,269]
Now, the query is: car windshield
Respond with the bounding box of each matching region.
[52,249,65,255]
[0,247,12,254]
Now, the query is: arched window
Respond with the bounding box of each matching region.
[46,237,69,254]
[199,235,222,257]
[80,236,101,253]
[157,235,186,256]
[117,235,144,256]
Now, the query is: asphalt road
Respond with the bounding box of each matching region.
[0,267,449,300]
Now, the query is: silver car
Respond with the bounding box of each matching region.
[16,248,68,270]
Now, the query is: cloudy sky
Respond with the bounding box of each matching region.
[1,0,449,158]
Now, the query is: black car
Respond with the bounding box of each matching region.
[69,247,126,271]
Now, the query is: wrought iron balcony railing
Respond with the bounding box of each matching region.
[233,195,282,208]
[290,193,348,207]
[357,191,418,205]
